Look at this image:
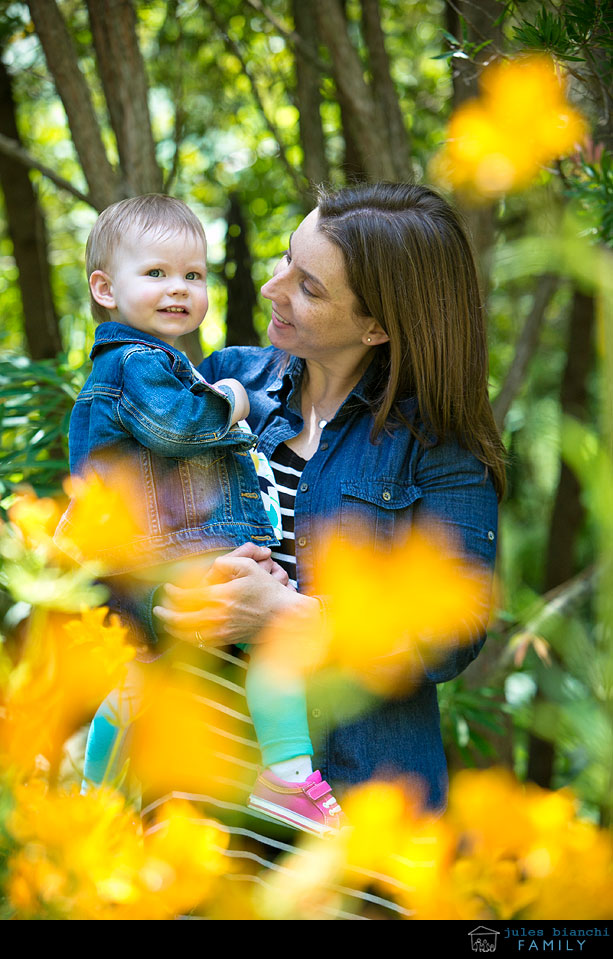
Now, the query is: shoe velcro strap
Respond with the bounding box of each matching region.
[305,780,332,800]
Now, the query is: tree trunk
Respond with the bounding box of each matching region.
[26,0,119,211]
[292,0,329,192]
[85,0,163,197]
[527,289,596,788]
[0,57,61,359]
[444,0,503,284]
[360,0,412,180]
[224,194,259,348]
[313,0,397,181]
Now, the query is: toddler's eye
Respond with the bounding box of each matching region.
[147,268,163,277]
[185,271,200,280]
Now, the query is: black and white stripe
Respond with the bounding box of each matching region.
[268,444,307,590]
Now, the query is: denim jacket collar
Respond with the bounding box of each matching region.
[91,321,195,375]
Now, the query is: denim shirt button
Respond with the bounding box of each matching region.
[488,530,495,541]
[297,536,307,547]
[382,489,392,501]
[311,708,321,719]
[320,441,329,451]
[300,482,309,492]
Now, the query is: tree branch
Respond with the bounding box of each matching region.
[0,133,94,206]
[243,0,328,72]
[200,0,308,200]
[492,274,559,430]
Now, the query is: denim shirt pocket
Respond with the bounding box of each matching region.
[339,479,422,551]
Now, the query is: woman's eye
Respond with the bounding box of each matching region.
[147,269,163,277]
[282,250,291,263]
[301,282,316,297]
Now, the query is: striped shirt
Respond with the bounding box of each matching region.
[268,443,307,589]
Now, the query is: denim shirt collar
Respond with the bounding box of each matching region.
[91,321,194,374]
[266,351,386,418]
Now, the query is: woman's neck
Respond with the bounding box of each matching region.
[302,352,371,411]
[285,352,373,461]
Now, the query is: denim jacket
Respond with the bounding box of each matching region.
[57,322,277,573]
[199,345,499,807]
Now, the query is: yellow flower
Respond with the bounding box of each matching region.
[431,55,587,197]
[1,608,134,773]
[251,526,491,698]
[130,656,252,802]
[8,492,63,554]
[7,782,227,919]
[54,466,146,573]
[253,770,613,921]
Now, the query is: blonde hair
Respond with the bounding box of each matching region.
[86,194,207,323]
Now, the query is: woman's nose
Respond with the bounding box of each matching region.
[261,259,288,300]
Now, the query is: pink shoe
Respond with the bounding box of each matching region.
[248,769,347,837]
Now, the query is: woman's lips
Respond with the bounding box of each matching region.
[271,308,291,328]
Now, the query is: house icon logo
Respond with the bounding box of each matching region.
[469,927,499,953]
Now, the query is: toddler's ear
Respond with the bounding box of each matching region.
[89,271,116,310]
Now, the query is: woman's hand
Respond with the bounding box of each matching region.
[153,543,314,647]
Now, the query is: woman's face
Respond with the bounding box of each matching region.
[261,209,373,363]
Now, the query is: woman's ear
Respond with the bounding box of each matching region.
[362,320,389,347]
[89,271,116,311]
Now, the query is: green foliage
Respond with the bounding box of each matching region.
[0,353,85,502]
[439,679,509,766]
[564,149,613,248]
[514,0,613,62]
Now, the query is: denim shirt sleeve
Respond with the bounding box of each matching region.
[409,437,498,684]
[117,347,240,456]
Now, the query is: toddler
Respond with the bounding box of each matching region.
[57,194,345,836]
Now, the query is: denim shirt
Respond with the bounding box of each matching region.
[57,322,277,573]
[199,345,499,807]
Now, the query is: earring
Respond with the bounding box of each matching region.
[366,336,372,343]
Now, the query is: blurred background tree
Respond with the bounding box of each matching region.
[1,0,612,822]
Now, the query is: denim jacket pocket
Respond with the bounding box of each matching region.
[339,479,422,551]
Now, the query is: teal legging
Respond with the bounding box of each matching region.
[83,651,313,786]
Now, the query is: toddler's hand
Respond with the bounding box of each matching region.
[213,378,250,424]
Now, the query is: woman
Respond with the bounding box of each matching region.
[155,182,505,811]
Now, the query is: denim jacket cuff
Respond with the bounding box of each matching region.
[210,383,236,420]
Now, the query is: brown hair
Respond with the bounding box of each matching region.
[86,194,207,323]
[317,182,506,499]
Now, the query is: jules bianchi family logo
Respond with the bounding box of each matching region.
[469,928,500,953]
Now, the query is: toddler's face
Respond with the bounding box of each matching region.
[91,228,208,346]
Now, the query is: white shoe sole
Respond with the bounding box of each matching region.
[248,795,338,837]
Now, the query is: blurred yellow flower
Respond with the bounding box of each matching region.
[252,526,490,696]
[7,782,227,919]
[253,770,613,920]
[130,657,252,802]
[8,492,64,554]
[1,607,134,773]
[54,467,145,573]
[431,55,586,197]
